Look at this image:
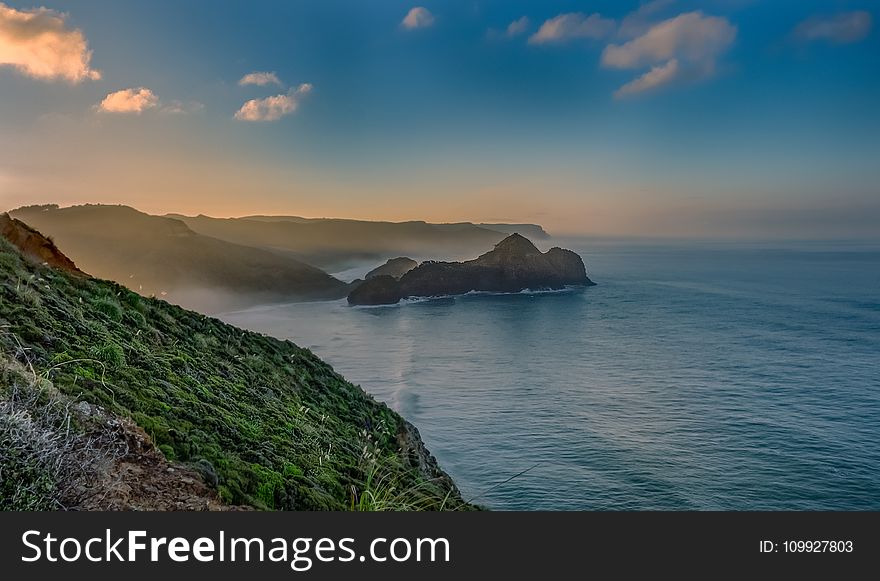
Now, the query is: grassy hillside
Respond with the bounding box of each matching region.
[10,205,349,312]
[0,230,468,510]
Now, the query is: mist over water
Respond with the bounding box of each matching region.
[221,240,880,510]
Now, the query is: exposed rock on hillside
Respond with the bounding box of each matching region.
[0,213,85,276]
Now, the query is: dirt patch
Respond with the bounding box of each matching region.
[1,212,86,276]
[69,403,243,511]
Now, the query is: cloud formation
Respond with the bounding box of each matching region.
[401,7,434,30]
[238,71,282,86]
[161,100,205,115]
[614,58,679,98]
[98,88,159,114]
[234,83,313,122]
[487,16,532,41]
[618,0,675,40]
[602,12,736,97]
[793,11,872,44]
[506,17,531,38]
[529,12,615,45]
[0,2,100,82]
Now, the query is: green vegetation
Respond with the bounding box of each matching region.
[0,236,469,510]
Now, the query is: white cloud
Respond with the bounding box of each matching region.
[614,58,679,98]
[529,13,615,45]
[161,100,205,115]
[601,11,735,97]
[97,88,159,114]
[506,16,531,38]
[602,12,735,69]
[487,16,531,41]
[234,83,312,122]
[793,11,872,44]
[618,0,675,39]
[238,71,282,86]
[0,2,101,82]
[402,7,434,30]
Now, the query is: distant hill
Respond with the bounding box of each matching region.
[243,215,549,240]
[478,223,549,240]
[365,257,419,280]
[10,205,349,312]
[167,214,546,271]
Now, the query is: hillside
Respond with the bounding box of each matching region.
[0,222,469,510]
[168,214,528,271]
[9,205,349,312]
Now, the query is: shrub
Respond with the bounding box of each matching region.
[90,341,125,368]
[93,298,122,322]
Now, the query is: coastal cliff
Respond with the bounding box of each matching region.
[0,219,469,511]
[348,233,594,305]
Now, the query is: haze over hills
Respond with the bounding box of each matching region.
[10,205,349,312]
[477,224,549,240]
[7,203,556,312]
[168,213,548,271]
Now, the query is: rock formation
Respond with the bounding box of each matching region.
[348,233,594,305]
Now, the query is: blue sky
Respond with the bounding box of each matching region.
[1,0,878,237]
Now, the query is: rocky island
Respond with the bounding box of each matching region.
[348,233,594,305]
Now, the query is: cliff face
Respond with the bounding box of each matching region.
[0,213,85,276]
[348,233,594,305]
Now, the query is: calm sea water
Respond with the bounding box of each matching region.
[221,240,880,510]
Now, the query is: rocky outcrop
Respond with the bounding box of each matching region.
[365,257,419,280]
[0,213,86,276]
[347,275,403,306]
[348,233,594,305]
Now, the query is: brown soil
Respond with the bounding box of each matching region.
[69,402,244,511]
[0,212,86,276]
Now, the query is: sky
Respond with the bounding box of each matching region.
[0,0,878,238]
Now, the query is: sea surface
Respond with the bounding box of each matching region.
[220,239,880,510]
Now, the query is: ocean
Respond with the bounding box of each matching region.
[220,239,880,510]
